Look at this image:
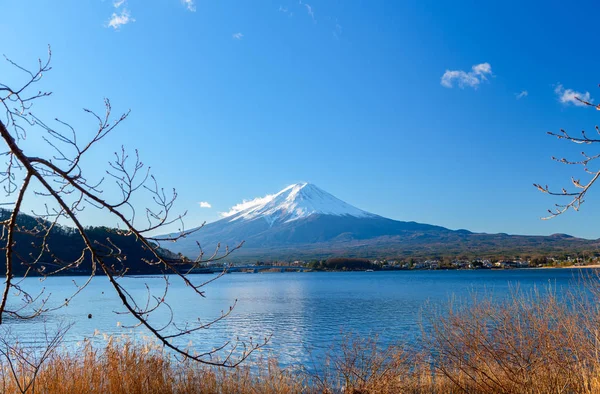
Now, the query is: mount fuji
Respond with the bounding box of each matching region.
[164,183,600,261]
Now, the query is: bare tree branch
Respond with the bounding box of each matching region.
[0,47,265,367]
[535,86,600,219]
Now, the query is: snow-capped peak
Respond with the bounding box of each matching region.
[221,183,377,225]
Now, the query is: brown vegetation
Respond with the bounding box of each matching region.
[430,284,600,393]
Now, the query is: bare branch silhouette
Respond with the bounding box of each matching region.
[0,48,265,367]
[534,85,600,219]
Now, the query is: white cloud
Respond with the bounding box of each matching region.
[440,62,492,89]
[279,5,294,16]
[305,4,315,22]
[107,9,134,29]
[232,32,244,40]
[113,0,126,8]
[554,84,592,106]
[182,0,196,12]
[220,194,275,218]
[198,201,212,208]
[471,63,491,75]
[333,22,342,39]
[516,90,528,99]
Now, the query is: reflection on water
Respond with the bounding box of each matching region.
[2,269,591,366]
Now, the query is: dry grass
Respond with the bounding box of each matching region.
[3,276,600,393]
[0,336,306,394]
[429,282,600,394]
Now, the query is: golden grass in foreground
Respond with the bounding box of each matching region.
[3,280,600,393]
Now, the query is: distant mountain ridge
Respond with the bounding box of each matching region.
[164,183,600,261]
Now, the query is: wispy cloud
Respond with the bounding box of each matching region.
[283,2,341,36]
[182,0,196,12]
[113,0,126,8]
[232,32,244,40]
[198,201,212,208]
[516,90,528,99]
[304,3,315,22]
[441,62,492,89]
[554,84,592,106]
[279,5,294,16]
[220,194,275,218]
[333,22,342,39]
[107,9,134,29]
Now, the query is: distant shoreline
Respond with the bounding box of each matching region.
[535,264,600,270]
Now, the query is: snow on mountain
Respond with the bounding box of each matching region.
[160,182,599,261]
[221,183,377,225]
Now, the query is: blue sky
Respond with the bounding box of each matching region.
[2,0,600,238]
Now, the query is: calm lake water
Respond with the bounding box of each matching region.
[3,269,593,366]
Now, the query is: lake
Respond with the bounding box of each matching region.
[3,269,593,367]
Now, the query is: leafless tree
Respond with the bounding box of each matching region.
[0,47,267,367]
[534,88,600,219]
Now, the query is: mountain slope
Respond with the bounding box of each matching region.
[165,183,600,261]
[0,209,180,276]
[223,183,377,224]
